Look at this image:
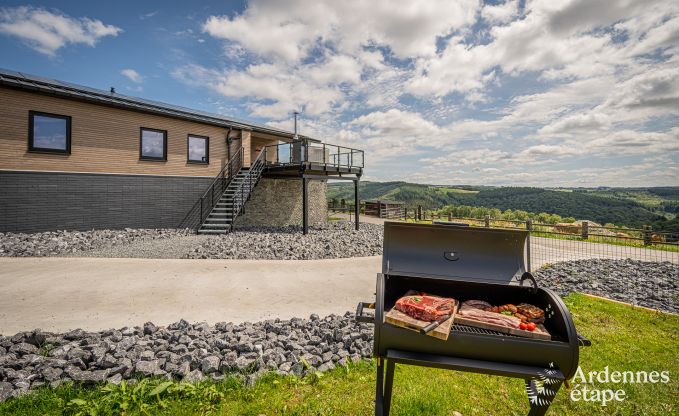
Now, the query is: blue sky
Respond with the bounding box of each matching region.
[1,0,677,187]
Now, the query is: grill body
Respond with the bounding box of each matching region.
[357,222,590,416]
[375,274,580,379]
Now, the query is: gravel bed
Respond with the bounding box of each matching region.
[67,235,218,259]
[0,222,383,259]
[0,229,193,257]
[534,258,679,313]
[0,313,373,401]
[187,222,384,260]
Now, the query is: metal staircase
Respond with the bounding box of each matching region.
[196,149,266,234]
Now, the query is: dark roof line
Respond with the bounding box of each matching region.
[0,68,312,140]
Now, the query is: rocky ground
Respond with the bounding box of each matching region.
[0,229,193,257]
[187,222,384,260]
[0,313,373,401]
[0,222,383,259]
[534,258,679,313]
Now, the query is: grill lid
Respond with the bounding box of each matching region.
[382,222,528,284]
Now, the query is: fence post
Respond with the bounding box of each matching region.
[404,208,408,221]
[581,221,589,240]
[448,212,452,222]
[484,215,490,228]
[643,225,652,246]
[526,219,532,273]
[417,205,422,221]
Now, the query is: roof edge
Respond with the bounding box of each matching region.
[0,68,316,141]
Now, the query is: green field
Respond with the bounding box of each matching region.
[328,182,679,231]
[2,294,677,415]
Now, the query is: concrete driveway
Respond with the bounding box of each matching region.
[0,256,381,335]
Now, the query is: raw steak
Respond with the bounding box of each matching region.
[394,293,455,321]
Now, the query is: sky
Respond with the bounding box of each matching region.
[0,0,677,187]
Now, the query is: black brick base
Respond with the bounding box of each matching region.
[0,171,212,233]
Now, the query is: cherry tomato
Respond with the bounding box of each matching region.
[526,322,537,331]
[519,323,527,330]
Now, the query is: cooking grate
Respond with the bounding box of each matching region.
[451,323,519,338]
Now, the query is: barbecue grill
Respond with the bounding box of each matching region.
[356,222,591,416]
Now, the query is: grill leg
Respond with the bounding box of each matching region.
[525,379,562,416]
[375,358,385,416]
[383,360,395,416]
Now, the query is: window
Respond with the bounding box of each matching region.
[139,128,167,161]
[28,111,71,154]
[187,134,209,164]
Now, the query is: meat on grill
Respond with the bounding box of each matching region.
[458,304,521,328]
[462,299,492,310]
[395,293,455,321]
[517,303,546,324]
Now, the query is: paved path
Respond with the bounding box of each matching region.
[0,256,381,335]
[530,236,677,269]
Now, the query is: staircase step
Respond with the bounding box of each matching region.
[200,223,231,228]
[198,229,229,234]
[196,166,259,234]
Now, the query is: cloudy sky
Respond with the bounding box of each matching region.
[1,0,677,187]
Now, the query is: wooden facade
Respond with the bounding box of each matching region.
[0,86,285,177]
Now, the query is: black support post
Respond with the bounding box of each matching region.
[354,178,360,230]
[375,358,385,416]
[302,177,309,235]
[383,360,395,416]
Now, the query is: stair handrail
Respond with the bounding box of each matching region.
[230,148,267,231]
[178,147,244,231]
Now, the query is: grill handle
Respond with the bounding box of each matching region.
[355,301,375,323]
[519,272,538,294]
[577,333,592,347]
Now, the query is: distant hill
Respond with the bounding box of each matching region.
[328,182,678,230]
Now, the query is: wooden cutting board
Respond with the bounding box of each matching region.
[385,299,458,341]
[454,315,551,340]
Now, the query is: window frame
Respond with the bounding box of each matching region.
[28,110,72,155]
[139,127,168,161]
[186,134,210,164]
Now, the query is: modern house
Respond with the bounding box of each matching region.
[0,69,363,234]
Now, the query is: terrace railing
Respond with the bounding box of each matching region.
[178,147,243,231]
[263,139,364,169]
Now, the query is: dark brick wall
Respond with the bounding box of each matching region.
[0,171,212,232]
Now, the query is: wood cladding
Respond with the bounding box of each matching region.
[0,86,263,177]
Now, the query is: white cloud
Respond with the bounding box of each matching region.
[481,0,519,25]
[121,68,142,83]
[0,6,121,56]
[171,0,678,186]
[140,11,158,20]
[203,0,480,63]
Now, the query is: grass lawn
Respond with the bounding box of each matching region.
[1,293,677,415]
